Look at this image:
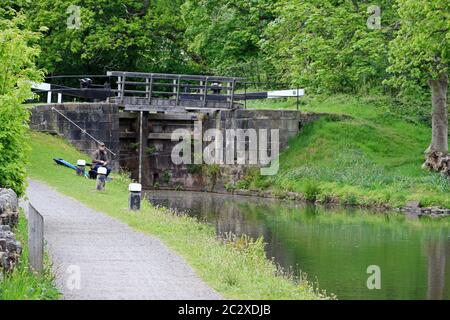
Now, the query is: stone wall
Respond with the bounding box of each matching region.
[30,103,120,167]
[0,189,22,273]
[0,188,19,227]
[147,109,323,191]
[201,109,310,191]
[205,109,303,150]
[30,103,324,191]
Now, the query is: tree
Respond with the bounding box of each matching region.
[24,0,192,75]
[387,0,449,155]
[181,0,275,81]
[262,0,398,93]
[0,15,43,195]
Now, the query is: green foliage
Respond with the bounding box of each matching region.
[181,0,275,81]
[262,0,398,93]
[239,96,450,208]
[162,169,172,183]
[387,0,449,88]
[24,0,194,75]
[129,142,139,150]
[232,167,265,190]
[0,15,42,195]
[222,233,266,260]
[9,0,445,109]
[186,163,202,174]
[303,181,320,202]
[0,212,60,300]
[386,0,449,153]
[203,164,220,182]
[145,146,156,155]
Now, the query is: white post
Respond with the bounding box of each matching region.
[96,167,108,190]
[173,79,177,98]
[117,76,122,98]
[47,91,52,104]
[57,93,62,104]
[128,183,142,211]
[76,159,86,176]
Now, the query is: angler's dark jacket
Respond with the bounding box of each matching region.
[92,149,109,165]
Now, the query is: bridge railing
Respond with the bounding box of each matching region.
[32,73,303,110]
[107,71,243,109]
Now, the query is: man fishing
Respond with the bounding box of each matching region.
[92,142,111,177]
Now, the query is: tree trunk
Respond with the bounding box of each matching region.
[427,73,448,154]
[426,240,446,300]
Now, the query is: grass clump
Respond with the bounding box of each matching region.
[303,181,320,202]
[0,212,60,300]
[27,131,326,300]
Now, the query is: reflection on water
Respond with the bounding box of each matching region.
[145,190,450,300]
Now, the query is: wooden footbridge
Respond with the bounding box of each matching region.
[107,71,244,112]
[34,71,304,111]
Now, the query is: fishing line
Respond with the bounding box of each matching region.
[51,107,189,162]
[51,107,117,156]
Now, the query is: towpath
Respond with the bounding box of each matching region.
[24,179,221,300]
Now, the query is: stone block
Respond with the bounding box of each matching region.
[0,189,19,228]
[0,189,21,272]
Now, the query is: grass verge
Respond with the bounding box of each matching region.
[27,131,326,300]
[236,95,450,208]
[0,211,60,300]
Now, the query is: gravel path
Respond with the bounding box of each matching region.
[24,179,222,300]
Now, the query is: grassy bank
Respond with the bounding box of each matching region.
[0,212,60,300]
[27,131,325,300]
[237,95,450,209]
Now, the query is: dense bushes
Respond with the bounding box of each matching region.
[262,0,397,93]
[5,1,439,103]
[23,0,192,75]
[0,16,42,196]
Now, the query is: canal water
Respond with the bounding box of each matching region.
[145,190,450,300]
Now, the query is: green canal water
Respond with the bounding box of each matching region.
[146,190,450,300]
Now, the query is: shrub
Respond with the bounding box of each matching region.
[203,164,220,183]
[0,16,42,196]
[303,181,320,202]
[186,164,202,174]
[162,170,172,183]
[145,146,155,155]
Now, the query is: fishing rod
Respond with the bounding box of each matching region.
[51,107,117,157]
[51,107,194,162]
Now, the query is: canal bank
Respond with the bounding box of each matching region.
[152,185,450,218]
[27,131,325,300]
[28,131,450,300]
[232,95,450,210]
[146,189,450,300]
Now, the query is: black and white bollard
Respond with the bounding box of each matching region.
[96,167,107,191]
[128,183,142,211]
[76,160,86,176]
